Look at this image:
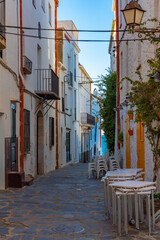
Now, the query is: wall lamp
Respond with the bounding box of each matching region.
[121,0,145,27]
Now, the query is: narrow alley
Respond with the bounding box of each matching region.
[0,164,160,240]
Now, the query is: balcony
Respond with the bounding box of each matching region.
[23,56,32,74]
[0,0,6,50]
[35,69,60,100]
[67,71,73,87]
[81,113,95,128]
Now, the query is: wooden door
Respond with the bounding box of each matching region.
[137,122,145,171]
[126,116,131,168]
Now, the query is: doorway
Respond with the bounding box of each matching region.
[37,111,44,175]
[137,121,145,171]
[125,115,131,168]
[11,103,17,171]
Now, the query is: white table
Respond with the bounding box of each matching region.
[103,169,143,217]
[105,168,143,177]
[110,180,155,189]
[110,180,156,231]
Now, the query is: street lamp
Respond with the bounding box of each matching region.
[121,0,145,27]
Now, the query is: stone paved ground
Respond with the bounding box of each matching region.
[0,163,160,240]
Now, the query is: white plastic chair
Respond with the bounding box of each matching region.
[97,160,107,179]
[109,158,120,171]
[88,163,96,179]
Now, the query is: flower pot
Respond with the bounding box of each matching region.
[128,113,133,120]
[128,129,133,136]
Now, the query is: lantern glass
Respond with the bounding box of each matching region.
[123,9,135,25]
[135,9,144,25]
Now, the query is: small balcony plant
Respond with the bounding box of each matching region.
[127,110,134,120]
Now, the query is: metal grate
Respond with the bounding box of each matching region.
[52,225,85,234]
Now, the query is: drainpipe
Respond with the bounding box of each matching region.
[55,0,59,168]
[18,0,24,172]
[115,0,120,149]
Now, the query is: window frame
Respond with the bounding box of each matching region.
[32,0,36,8]
[49,3,52,26]
[41,0,45,12]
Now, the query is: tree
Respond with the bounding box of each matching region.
[97,70,117,153]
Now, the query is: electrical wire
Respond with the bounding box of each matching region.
[2,25,160,33]
[0,30,151,43]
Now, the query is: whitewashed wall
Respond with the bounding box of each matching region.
[114,0,159,181]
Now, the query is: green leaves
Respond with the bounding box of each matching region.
[97,70,116,153]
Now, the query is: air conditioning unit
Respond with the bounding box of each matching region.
[23,56,32,74]
[0,25,6,50]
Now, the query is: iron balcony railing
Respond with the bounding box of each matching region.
[81,113,95,127]
[35,69,59,100]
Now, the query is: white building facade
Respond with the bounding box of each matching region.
[78,63,96,162]
[0,0,21,189]
[57,20,80,165]
[113,0,160,183]
[91,89,102,158]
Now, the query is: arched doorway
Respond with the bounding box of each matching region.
[37,111,44,175]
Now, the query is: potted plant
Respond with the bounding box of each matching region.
[158,112,160,118]
[127,110,134,120]
[128,128,133,136]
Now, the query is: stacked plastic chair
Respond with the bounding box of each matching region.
[109,157,120,171]
[88,162,96,179]
[96,159,108,179]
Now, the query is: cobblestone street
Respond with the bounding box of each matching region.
[0,164,160,240]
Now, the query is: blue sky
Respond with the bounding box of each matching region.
[57,0,114,81]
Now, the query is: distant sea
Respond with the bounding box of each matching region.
[102,135,108,155]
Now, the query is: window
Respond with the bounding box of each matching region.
[74,54,76,81]
[74,90,76,120]
[24,110,30,154]
[66,130,71,162]
[0,51,3,59]
[32,0,36,8]
[38,22,41,39]
[41,0,45,12]
[49,117,54,147]
[62,97,65,112]
[49,3,52,25]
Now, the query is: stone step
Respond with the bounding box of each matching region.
[24,176,34,186]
